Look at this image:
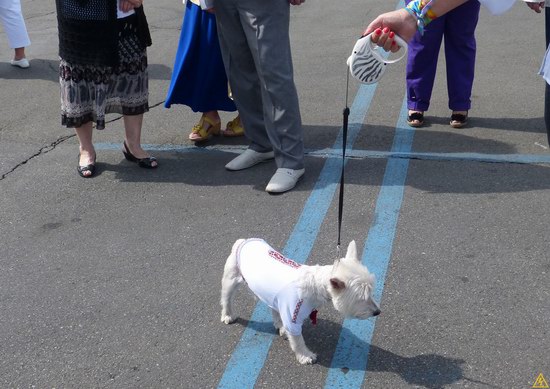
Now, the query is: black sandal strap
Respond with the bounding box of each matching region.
[77,164,96,177]
[137,157,158,169]
[451,113,467,122]
[408,112,424,121]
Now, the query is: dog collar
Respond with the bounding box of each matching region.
[309,310,318,325]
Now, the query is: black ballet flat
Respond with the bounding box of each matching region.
[77,154,96,178]
[122,141,158,169]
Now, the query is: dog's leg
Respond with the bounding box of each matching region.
[288,334,317,365]
[271,309,285,336]
[220,241,244,324]
[220,264,240,324]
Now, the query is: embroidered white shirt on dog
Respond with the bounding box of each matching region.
[236,239,315,336]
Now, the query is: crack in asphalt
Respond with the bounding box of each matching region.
[0,100,165,181]
[0,134,75,181]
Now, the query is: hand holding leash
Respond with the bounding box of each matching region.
[363,8,418,45]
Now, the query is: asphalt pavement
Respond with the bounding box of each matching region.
[1,0,549,388]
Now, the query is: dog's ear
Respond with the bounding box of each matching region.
[345,240,359,262]
[330,277,346,290]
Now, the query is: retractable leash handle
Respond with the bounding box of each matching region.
[346,32,408,84]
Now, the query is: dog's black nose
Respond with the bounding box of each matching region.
[373,309,381,316]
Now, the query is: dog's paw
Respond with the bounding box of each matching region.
[221,314,236,324]
[296,352,317,365]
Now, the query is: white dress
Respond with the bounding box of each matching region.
[0,0,30,49]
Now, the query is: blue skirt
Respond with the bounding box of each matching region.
[165,2,236,112]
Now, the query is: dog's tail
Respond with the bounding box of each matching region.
[224,239,245,282]
[232,239,246,255]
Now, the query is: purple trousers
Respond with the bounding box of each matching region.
[406,0,480,112]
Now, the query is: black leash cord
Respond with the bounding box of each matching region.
[337,69,350,252]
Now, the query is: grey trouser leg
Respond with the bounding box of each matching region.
[215,0,304,169]
[545,7,550,146]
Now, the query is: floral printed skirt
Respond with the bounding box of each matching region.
[59,16,149,130]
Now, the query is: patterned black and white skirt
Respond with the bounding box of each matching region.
[59,15,149,130]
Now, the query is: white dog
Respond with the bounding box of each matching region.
[220,238,380,365]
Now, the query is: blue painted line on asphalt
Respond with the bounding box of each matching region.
[309,149,550,164]
[95,144,550,165]
[324,97,413,388]
[217,81,381,389]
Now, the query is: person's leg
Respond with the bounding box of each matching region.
[406,6,445,113]
[203,110,220,123]
[14,47,25,60]
[444,0,480,113]
[215,0,272,153]
[0,0,30,59]
[238,0,304,170]
[75,122,95,177]
[123,114,158,167]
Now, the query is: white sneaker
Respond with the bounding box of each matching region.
[10,58,30,69]
[265,168,305,193]
[225,149,274,171]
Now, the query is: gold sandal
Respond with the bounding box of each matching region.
[221,115,244,137]
[189,115,221,142]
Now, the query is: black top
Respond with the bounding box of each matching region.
[56,0,152,67]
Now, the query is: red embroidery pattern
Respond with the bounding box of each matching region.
[268,250,301,269]
[292,299,304,323]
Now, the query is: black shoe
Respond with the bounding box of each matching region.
[122,141,158,169]
[77,153,96,178]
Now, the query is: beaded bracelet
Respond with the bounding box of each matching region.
[405,0,437,35]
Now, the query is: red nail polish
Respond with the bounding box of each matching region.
[383,27,389,33]
[389,31,395,38]
[375,28,382,35]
